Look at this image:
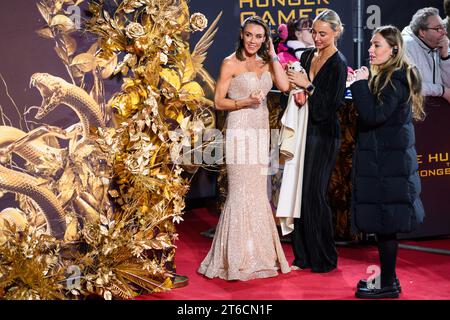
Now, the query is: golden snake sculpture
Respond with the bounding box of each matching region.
[0,125,64,171]
[0,126,68,239]
[30,73,106,139]
[0,74,108,240]
[0,164,66,239]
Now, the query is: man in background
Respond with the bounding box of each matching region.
[402,7,450,104]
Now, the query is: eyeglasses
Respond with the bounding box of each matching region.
[424,25,447,33]
[298,28,312,33]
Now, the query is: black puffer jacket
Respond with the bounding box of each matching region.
[350,69,424,234]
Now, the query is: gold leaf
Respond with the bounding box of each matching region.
[100,225,109,236]
[149,240,163,250]
[87,41,99,56]
[129,91,141,106]
[100,215,109,226]
[61,34,77,56]
[80,191,100,209]
[182,56,195,83]
[71,289,80,296]
[149,147,160,167]
[36,2,50,24]
[75,144,95,158]
[179,81,204,101]
[71,65,84,78]
[58,168,76,206]
[36,28,53,39]
[144,59,161,86]
[104,290,112,300]
[151,123,157,134]
[179,116,190,129]
[163,187,171,200]
[64,217,79,241]
[108,190,119,198]
[73,196,100,223]
[176,112,184,124]
[55,45,69,64]
[97,53,118,79]
[50,15,76,32]
[160,68,181,91]
[71,53,96,73]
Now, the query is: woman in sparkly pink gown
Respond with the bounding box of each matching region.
[197,16,291,281]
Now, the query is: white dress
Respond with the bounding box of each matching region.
[198,71,290,281]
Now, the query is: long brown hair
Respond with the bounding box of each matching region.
[369,25,425,121]
[235,16,271,63]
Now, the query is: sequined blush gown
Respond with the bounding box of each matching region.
[198,71,290,281]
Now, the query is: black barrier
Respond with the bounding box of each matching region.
[405,97,450,238]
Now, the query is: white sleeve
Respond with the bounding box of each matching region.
[405,43,445,97]
[422,81,445,97]
[440,58,450,88]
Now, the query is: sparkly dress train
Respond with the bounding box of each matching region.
[198,71,290,281]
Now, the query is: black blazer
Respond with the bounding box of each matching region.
[350,69,424,234]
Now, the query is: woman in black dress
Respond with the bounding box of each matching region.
[287,9,347,273]
[350,26,424,298]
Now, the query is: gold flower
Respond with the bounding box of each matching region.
[160,52,168,65]
[190,13,208,32]
[125,22,146,39]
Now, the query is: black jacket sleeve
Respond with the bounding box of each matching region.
[308,58,347,123]
[350,79,405,127]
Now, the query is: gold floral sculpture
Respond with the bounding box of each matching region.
[0,0,220,299]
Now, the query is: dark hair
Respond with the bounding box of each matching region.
[287,18,313,41]
[445,0,450,16]
[236,16,271,63]
[369,25,425,121]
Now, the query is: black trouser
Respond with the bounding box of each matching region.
[291,135,340,273]
[377,233,398,287]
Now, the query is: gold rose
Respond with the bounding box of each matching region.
[190,13,208,32]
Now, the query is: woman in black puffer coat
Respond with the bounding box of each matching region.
[350,25,425,299]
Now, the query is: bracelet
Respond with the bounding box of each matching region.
[234,100,239,110]
[305,83,315,95]
[271,55,279,63]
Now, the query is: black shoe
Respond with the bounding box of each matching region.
[357,277,402,293]
[292,261,311,270]
[200,227,216,239]
[355,284,400,299]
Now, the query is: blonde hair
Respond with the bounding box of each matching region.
[369,25,425,121]
[314,9,344,38]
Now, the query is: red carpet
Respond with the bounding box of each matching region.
[138,208,450,300]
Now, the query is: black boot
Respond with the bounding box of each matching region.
[355,283,400,299]
[355,233,400,299]
[357,277,402,293]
